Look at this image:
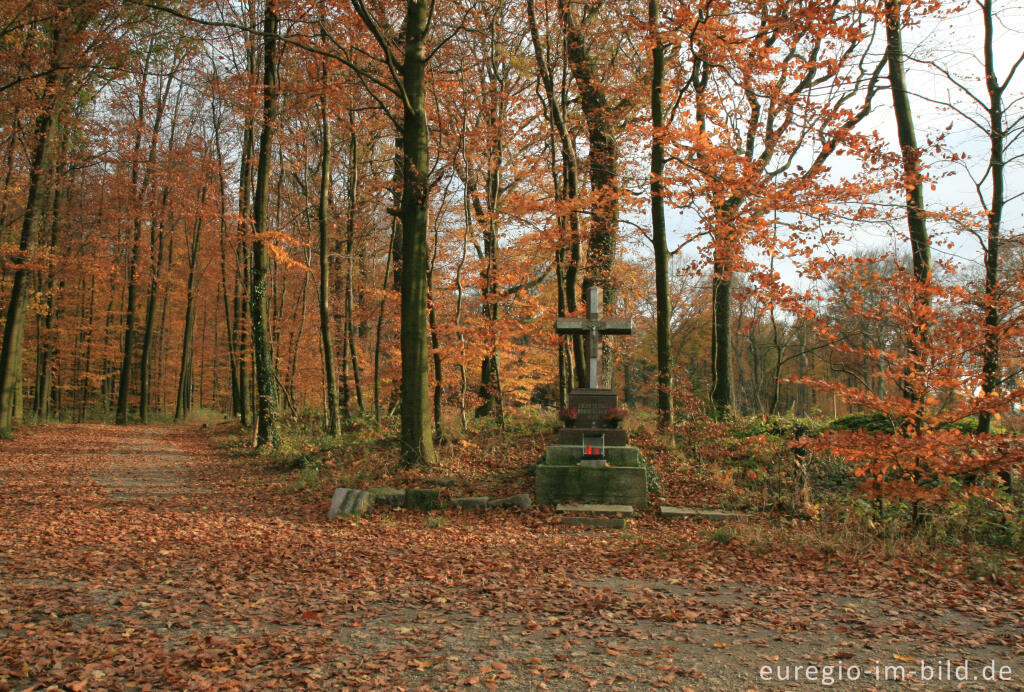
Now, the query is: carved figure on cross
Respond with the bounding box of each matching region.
[555,285,632,389]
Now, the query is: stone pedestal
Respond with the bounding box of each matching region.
[535,388,648,508]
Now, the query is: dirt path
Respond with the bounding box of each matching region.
[0,424,1021,691]
[91,426,200,503]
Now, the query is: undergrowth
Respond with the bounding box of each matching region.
[218,405,1023,569]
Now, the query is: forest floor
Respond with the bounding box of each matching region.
[1,423,1023,691]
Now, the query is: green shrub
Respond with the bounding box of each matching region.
[828,412,898,434]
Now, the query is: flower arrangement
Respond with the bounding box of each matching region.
[557,407,578,425]
[604,407,629,426]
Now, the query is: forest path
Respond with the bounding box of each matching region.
[91,424,205,504]
[0,423,1021,691]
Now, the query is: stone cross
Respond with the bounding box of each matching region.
[555,285,631,389]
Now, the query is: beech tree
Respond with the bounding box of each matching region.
[0,1,106,432]
[921,0,1024,434]
[349,0,437,465]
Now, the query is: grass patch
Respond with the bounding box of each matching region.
[707,526,737,545]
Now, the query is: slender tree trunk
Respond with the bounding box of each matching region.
[397,0,435,466]
[140,187,169,423]
[214,118,242,419]
[175,189,205,420]
[235,245,251,426]
[428,281,444,441]
[155,276,170,414]
[710,256,734,415]
[35,170,64,420]
[78,275,95,421]
[456,144,472,425]
[101,287,118,413]
[318,82,341,436]
[391,136,404,292]
[373,223,395,423]
[977,0,1005,436]
[250,1,282,447]
[235,40,258,428]
[650,0,673,428]
[344,128,364,412]
[287,251,309,405]
[472,188,500,418]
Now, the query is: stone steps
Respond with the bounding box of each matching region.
[556,503,633,529]
[556,503,634,516]
[659,506,746,521]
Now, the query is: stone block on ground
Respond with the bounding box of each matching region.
[406,487,443,511]
[368,487,406,508]
[327,488,373,519]
[555,503,634,517]
[561,516,627,529]
[659,506,746,521]
[487,493,532,509]
[452,496,490,510]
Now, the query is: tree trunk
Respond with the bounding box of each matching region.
[391,135,404,292]
[372,222,395,423]
[557,0,618,313]
[213,115,242,421]
[885,0,931,413]
[650,0,673,428]
[175,189,205,420]
[710,258,734,416]
[473,186,500,418]
[234,36,258,429]
[977,0,1005,436]
[428,282,444,441]
[397,0,435,466]
[78,276,96,421]
[344,127,364,412]
[318,79,341,436]
[139,186,169,423]
[34,171,64,421]
[250,1,281,447]
[885,0,931,289]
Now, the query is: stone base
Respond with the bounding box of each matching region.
[558,427,628,446]
[544,444,641,467]
[535,451,648,508]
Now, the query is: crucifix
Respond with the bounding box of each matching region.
[555,285,632,389]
